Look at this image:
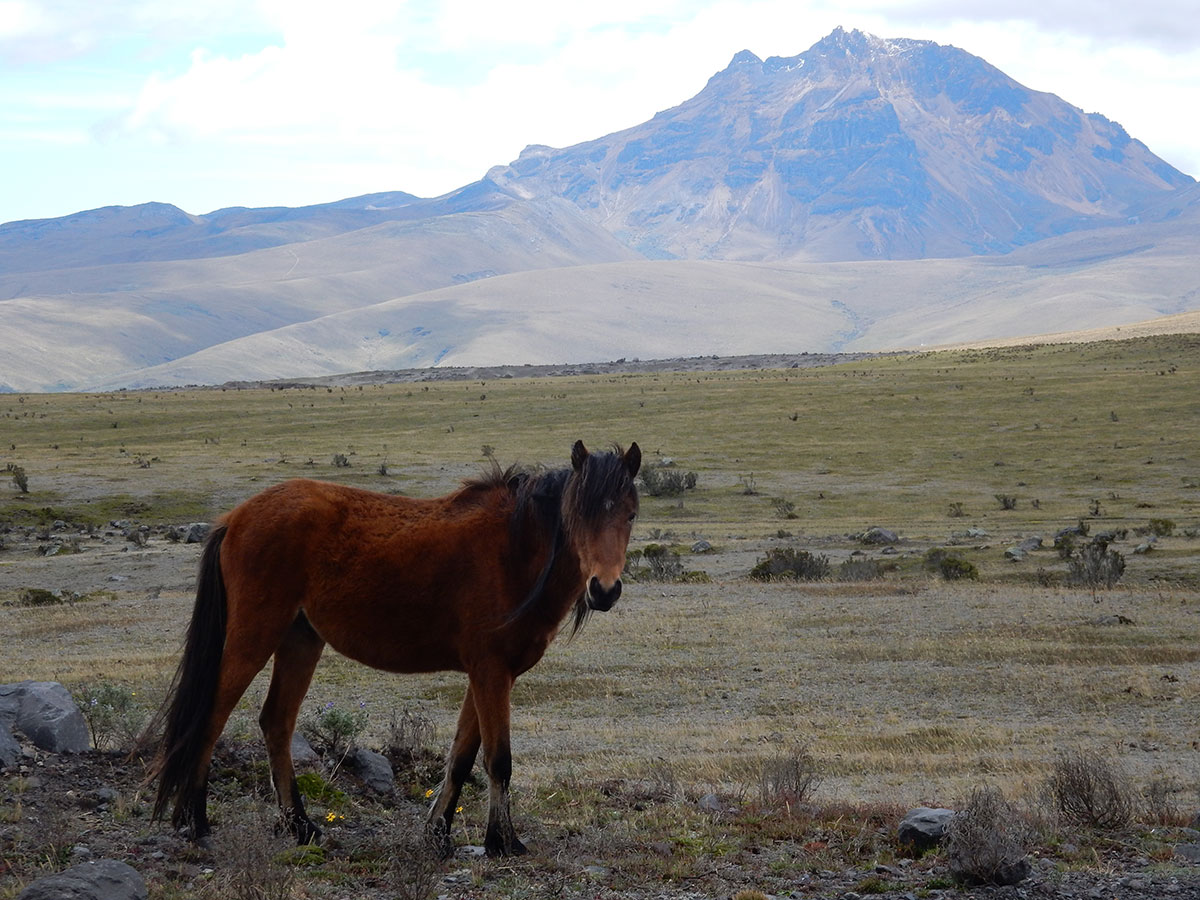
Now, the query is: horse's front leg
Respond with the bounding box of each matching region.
[471,671,527,857]
[427,685,481,858]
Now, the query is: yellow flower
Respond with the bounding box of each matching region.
[425,789,434,798]
[455,806,463,814]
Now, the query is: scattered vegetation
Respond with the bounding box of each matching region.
[1066,541,1126,590]
[73,680,147,751]
[946,785,1031,886]
[639,463,697,497]
[302,700,369,763]
[749,547,830,581]
[1047,748,1135,830]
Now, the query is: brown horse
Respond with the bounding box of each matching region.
[150,440,640,857]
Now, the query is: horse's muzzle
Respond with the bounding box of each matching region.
[586,576,622,611]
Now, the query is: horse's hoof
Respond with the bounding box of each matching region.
[484,835,528,857]
[295,822,323,846]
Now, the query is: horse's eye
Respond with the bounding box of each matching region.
[627,512,637,524]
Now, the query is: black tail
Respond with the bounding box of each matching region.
[151,524,229,829]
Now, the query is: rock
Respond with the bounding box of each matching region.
[691,540,713,554]
[897,807,955,853]
[697,793,723,812]
[291,732,321,768]
[183,523,211,544]
[0,719,21,768]
[1005,536,1042,560]
[1174,843,1200,864]
[16,859,146,900]
[0,681,90,753]
[860,527,898,545]
[347,747,394,793]
[1134,539,1156,555]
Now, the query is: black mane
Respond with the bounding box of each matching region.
[501,446,638,635]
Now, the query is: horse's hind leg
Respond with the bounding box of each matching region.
[428,685,482,857]
[260,613,326,845]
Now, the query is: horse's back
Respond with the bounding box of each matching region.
[217,477,515,673]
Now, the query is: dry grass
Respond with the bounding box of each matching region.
[1,336,1199,896]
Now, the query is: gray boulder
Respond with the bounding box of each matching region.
[860,527,899,545]
[0,719,21,768]
[16,859,146,900]
[291,731,321,768]
[1005,536,1043,561]
[898,807,955,853]
[0,681,90,753]
[347,747,394,794]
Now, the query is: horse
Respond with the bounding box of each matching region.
[149,439,640,857]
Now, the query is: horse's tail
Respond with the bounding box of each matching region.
[150,523,229,827]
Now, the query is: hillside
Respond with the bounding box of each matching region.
[0,29,1197,391]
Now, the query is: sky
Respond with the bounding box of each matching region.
[1,0,1198,225]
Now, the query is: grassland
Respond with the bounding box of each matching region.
[1,334,1199,897]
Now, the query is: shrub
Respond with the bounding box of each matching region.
[837,558,886,581]
[1147,518,1176,537]
[925,548,978,581]
[940,557,979,581]
[303,700,368,761]
[995,494,1017,510]
[771,497,798,519]
[1066,542,1125,590]
[332,453,350,468]
[639,464,697,497]
[386,706,436,764]
[638,544,685,581]
[759,745,820,805]
[947,786,1031,886]
[749,548,830,581]
[1047,748,1134,829]
[5,463,28,493]
[74,681,146,751]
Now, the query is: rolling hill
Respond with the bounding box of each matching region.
[1,28,1196,392]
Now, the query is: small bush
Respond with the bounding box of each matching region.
[640,543,685,581]
[386,706,436,763]
[759,745,820,806]
[995,494,1017,510]
[770,497,798,519]
[1047,748,1134,830]
[303,700,368,761]
[947,786,1031,886]
[640,465,697,497]
[1147,518,1176,537]
[332,453,350,468]
[924,546,977,579]
[749,548,830,581]
[74,681,146,751]
[1066,542,1125,590]
[837,558,886,582]
[5,463,28,493]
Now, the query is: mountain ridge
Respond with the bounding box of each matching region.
[1,27,1196,392]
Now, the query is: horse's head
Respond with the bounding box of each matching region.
[562,440,641,613]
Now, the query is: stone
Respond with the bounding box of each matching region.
[16,859,146,900]
[347,747,394,793]
[691,540,713,554]
[0,719,21,768]
[291,732,321,768]
[860,527,898,545]
[897,807,955,853]
[1174,843,1200,864]
[0,681,90,753]
[1005,536,1042,560]
[697,793,723,812]
[183,523,211,544]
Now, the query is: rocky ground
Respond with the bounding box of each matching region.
[4,737,1200,899]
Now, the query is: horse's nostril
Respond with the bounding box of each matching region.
[587,577,621,609]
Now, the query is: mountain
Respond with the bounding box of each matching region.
[486,27,1192,262]
[0,28,1197,391]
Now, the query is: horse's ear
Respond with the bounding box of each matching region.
[624,442,642,478]
[571,440,589,472]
